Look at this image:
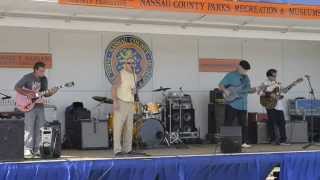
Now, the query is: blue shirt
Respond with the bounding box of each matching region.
[219,71,251,110]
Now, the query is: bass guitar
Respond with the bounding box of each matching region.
[223,84,266,103]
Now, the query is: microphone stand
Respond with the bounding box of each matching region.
[131,63,144,102]
[302,75,319,149]
[130,63,149,156]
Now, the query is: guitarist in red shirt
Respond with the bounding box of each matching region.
[15,62,58,157]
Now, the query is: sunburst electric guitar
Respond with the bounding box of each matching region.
[260,78,303,109]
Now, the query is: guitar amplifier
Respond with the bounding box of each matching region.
[0,119,24,161]
[80,118,109,149]
[257,122,269,144]
[286,121,308,143]
[248,113,268,144]
[64,102,91,149]
[64,102,108,149]
[210,88,224,104]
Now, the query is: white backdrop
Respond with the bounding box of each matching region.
[1,27,320,138]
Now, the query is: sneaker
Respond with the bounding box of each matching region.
[270,141,280,145]
[127,151,148,156]
[33,151,41,157]
[279,142,291,146]
[114,152,126,157]
[241,143,252,148]
[24,149,32,157]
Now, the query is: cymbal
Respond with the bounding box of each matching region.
[92,96,113,104]
[152,87,171,92]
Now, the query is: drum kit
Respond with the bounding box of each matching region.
[91,86,194,149]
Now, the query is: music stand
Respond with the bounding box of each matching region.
[302,75,320,149]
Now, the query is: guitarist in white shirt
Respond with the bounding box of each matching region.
[15,62,58,157]
[259,69,301,146]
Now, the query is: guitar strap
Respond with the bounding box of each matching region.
[39,76,48,92]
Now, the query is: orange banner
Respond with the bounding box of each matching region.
[199,58,240,72]
[59,0,320,19]
[0,53,52,68]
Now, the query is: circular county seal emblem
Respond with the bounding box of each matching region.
[104,35,153,89]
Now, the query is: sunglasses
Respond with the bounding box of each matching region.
[126,62,134,64]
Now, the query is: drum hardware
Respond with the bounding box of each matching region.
[179,130,200,139]
[144,113,161,120]
[91,96,114,148]
[147,86,169,146]
[151,88,182,146]
[150,86,196,146]
[107,113,113,148]
[172,103,193,110]
[152,86,171,92]
[165,98,183,145]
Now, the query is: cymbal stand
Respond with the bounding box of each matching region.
[159,90,183,146]
[168,99,183,144]
[161,92,170,146]
[178,87,184,132]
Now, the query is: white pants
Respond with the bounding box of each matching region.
[113,100,134,154]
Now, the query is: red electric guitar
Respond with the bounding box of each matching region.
[16,81,74,112]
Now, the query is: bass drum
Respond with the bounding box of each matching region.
[138,118,164,148]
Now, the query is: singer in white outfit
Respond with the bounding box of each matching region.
[111,58,137,156]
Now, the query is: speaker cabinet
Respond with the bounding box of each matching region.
[207,103,225,142]
[220,126,242,153]
[0,119,24,161]
[165,108,195,132]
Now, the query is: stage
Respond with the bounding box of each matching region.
[58,144,320,160]
[1,144,320,180]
